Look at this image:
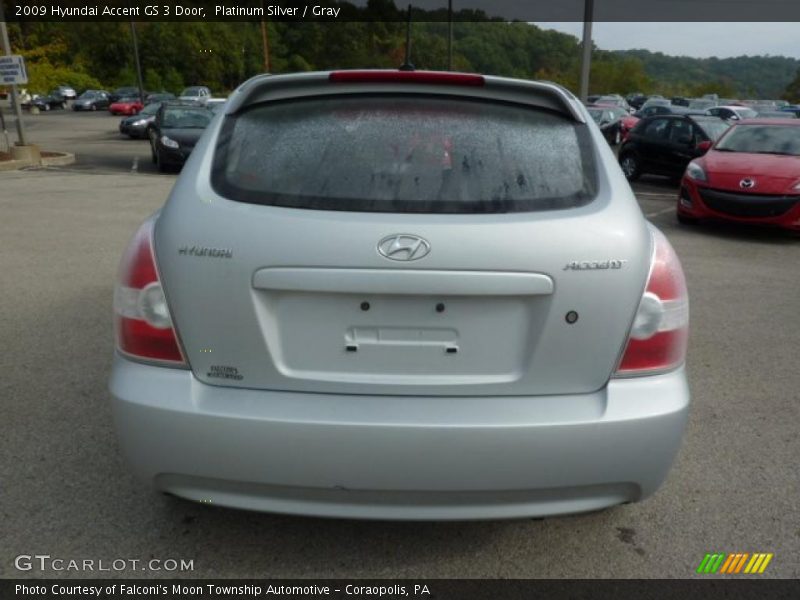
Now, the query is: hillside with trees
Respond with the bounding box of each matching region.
[6,17,799,101]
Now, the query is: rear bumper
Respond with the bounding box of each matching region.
[110,355,690,520]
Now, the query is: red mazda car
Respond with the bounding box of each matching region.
[678,119,800,231]
[109,96,144,116]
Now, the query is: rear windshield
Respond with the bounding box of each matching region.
[211,95,597,213]
[695,119,731,141]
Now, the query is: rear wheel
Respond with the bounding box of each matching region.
[619,153,641,181]
[156,150,168,173]
[677,212,697,225]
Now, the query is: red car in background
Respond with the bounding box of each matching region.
[109,96,144,116]
[594,102,639,141]
[678,119,800,231]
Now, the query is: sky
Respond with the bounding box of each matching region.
[537,22,800,60]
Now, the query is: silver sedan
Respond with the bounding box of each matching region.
[110,70,690,520]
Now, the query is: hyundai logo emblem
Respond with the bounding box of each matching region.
[377,234,431,261]
[739,178,756,189]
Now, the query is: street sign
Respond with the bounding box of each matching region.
[0,55,28,85]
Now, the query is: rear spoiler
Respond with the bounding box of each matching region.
[224,71,586,124]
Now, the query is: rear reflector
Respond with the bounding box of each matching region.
[329,70,485,86]
[615,228,689,376]
[114,218,187,367]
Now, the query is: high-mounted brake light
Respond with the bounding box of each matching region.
[114,219,186,367]
[329,70,485,86]
[615,228,689,376]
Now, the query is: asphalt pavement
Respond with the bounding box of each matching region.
[1,110,798,579]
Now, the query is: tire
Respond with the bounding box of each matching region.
[150,140,157,164]
[156,150,168,173]
[677,212,697,225]
[619,153,641,181]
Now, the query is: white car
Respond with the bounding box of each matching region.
[110,70,690,520]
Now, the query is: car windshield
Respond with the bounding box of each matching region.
[212,95,597,214]
[119,96,139,103]
[78,92,98,99]
[162,107,212,129]
[715,124,800,156]
[736,108,758,119]
[141,103,161,115]
[689,100,715,110]
[180,88,203,97]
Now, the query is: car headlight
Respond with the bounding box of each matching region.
[685,161,707,182]
[792,181,800,191]
[160,135,179,149]
[131,119,147,127]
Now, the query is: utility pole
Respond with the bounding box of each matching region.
[130,21,146,103]
[579,0,594,102]
[260,1,270,72]
[0,2,27,146]
[447,0,453,70]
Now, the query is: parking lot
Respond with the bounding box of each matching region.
[1,109,799,579]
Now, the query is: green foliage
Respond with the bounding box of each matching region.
[783,68,800,103]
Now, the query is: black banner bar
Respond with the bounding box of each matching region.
[5,0,800,22]
[3,580,800,600]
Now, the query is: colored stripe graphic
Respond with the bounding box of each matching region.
[744,553,774,574]
[698,552,773,575]
[697,553,726,574]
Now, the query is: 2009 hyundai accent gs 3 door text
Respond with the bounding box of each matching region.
[109,70,690,520]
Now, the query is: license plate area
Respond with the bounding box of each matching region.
[258,292,545,385]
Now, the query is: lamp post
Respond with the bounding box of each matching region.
[130,20,146,103]
[578,0,594,102]
[447,0,453,70]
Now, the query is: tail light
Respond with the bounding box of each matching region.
[615,228,689,376]
[114,218,187,367]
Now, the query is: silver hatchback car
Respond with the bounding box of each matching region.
[110,70,690,520]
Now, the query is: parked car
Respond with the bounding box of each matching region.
[145,92,175,104]
[755,110,797,119]
[626,93,648,109]
[687,99,718,111]
[205,98,227,115]
[706,105,758,121]
[147,102,213,171]
[677,118,800,231]
[109,96,144,116]
[587,105,627,145]
[178,86,211,104]
[111,70,691,520]
[110,86,141,103]
[30,90,68,111]
[55,85,77,100]
[618,114,730,181]
[119,102,162,138]
[671,96,690,107]
[594,94,632,113]
[72,90,110,111]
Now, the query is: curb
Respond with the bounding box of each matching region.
[0,152,76,171]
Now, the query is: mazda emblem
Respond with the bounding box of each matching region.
[377,234,431,261]
[739,178,756,189]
